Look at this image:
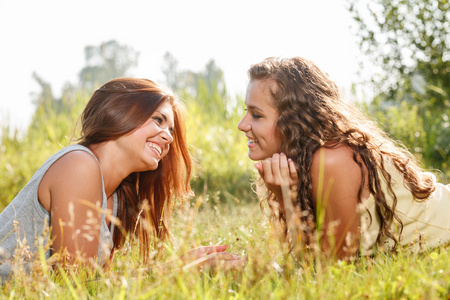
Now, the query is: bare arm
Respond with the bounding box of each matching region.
[40,151,104,264]
[256,147,365,260]
[311,146,364,260]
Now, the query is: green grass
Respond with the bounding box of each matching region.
[1,199,449,299]
[1,68,449,298]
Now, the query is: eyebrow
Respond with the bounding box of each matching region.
[246,105,263,112]
[157,110,167,121]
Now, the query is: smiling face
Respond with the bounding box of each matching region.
[116,101,175,171]
[237,79,282,161]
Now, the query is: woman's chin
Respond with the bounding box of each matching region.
[141,159,160,172]
[248,152,264,161]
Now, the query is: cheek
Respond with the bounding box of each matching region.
[267,123,280,140]
[268,127,282,151]
[160,144,171,160]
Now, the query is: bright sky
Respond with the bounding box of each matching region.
[0,0,362,131]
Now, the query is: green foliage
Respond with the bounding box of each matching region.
[1,201,449,299]
[185,85,253,203]
[347,0,449,179]
[0,52,253,209]
[161,52,254,203]
[0,87,89,208]
[366,100,450,181]
[79,40,139,91]
[1,42,449,298]
[347,0,450,105]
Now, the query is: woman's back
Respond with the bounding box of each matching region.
[361,160,450,253]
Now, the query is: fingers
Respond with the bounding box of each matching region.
[212,254,248,271]
[184,252,248,272]
[209,252,235,261]
[202,252,241,262]
[190,245,228,258]
[257,153,293,184]
[183,245,228,262]
[206,244,228,254]
[261,156,274,182]
[279,153,290,185]
[288,158,298,185]
[270,153,281,182]
[259,153,281,183]
[254,162,263,177]
[225,254,248,270]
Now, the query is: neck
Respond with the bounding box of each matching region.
[88,142,132,197]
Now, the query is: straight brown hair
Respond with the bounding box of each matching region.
[79,78,192,260]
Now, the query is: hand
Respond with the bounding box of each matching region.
[254,153,298,201]
[160,245,247,273]
[182,251,248,272]
[179,245,228,263]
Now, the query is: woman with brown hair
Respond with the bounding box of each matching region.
[237,57,450,259]
[0,78,244,281]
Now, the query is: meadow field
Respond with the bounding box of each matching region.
[1,198,449,299]
[0,62,449,299]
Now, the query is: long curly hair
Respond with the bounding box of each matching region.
[249,57,435,248]
[79,78,192,260]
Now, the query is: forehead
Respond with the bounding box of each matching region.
[245,79,277,109]
[156,101,174,120]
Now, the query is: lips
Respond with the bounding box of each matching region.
[245,136,259,148]
[147,141,162,156]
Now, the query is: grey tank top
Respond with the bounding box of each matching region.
[0,145,118,281]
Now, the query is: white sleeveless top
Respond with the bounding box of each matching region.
[360,161,450,254]
[0,145,118,281]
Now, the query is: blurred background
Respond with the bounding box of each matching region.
[0,0,448,209]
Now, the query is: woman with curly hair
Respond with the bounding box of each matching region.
[238,57,450,259]
[0,78,245,281]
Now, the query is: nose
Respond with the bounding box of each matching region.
[161,127,174,144]
[237,115,250,132]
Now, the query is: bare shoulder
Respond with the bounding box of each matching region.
[46,150,102,183]
[39,150,102,211]
[311,143,370,203]
[311,144,364,259]
[310,143,363,192]
[311,144,359,175]
[45,150,105,261]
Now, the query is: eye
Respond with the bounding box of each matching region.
[244,108,262,119]
[153,116,163,125]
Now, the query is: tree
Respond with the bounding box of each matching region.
[347,0,449,178]
[160,53,251,200]
[78,40,139,90]
[31,72,54,107]
[27,40,140,143]
[348,0,450,108]
[162,52,181,91]
[162,52,232,118]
